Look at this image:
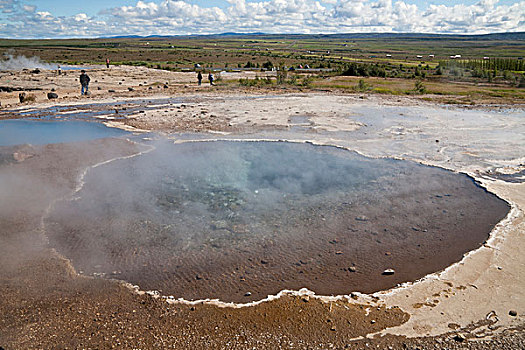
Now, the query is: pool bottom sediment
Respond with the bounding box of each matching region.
[44,140,510,302]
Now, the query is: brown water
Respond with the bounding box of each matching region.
[44,141,509,302]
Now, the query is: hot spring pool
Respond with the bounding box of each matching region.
[0,119,128,146]
[44,140,509,302]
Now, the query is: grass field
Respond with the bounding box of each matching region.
[1,33,524,103]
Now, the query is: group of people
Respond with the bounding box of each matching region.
[197,71,215,86]
[78,59,216,95]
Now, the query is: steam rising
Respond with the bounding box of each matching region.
[0,54,58,71]
[0,138,510,302]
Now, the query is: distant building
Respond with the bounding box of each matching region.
[483,57,490,60]
[428,54,435,58]
[416,55,423,59]
[386,54,392,57]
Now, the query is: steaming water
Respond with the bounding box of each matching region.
[45,141,509,302]
[0,120,128,146]
[0,54,58,71]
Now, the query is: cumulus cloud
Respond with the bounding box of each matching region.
[0,0,524,38]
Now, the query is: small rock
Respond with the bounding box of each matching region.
[260,259,268,265]
[509,310,518,317]
[97,87,101,90]
[244,292,252,297]
[163,84,169,89]
[18,92,35,103]
[128,87,134,91]
[385,252,392,256]
[47,92,58,99]
[302,297,309,302]
[348,266,357,272]
[335,251,343,255]
[370,320,376,324]
[195,274,202,280]
[355,215,369,222]
[453,333,466,342]
[382,269,395,275]
[108,89,115,92]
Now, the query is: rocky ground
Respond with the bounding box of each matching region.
[0,66,523,349]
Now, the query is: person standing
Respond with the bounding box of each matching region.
[80,70,90,95]
[106,58,110,68]
[208,72,214,86]
[197,71,202,85]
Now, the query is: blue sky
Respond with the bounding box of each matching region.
[1,0,524,38]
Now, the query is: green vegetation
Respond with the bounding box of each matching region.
[413,79,426,94]
[1,33,523,103]
[354,79,372,92]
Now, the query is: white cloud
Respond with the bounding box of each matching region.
[1,0,524,38]
[22,4,34,12]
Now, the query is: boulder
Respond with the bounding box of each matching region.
[47,92,58,99]
[19,92,36,103]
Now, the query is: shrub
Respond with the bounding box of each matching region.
[276,70,287,85]
[301,75,314,87]
[517,74,525,88]
[262,60,274,70]
[413,79,426,94]
[354,79,372,92]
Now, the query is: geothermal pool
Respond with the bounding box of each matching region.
[44,140,509,302]
[0,119,128,146]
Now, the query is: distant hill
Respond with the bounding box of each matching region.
[103,32,525,41]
